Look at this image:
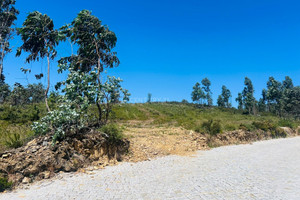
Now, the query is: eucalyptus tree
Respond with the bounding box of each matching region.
[0,81,10,103]
[282,86,300,119]
[217,95,225,107]
[201,78,212,106]
[266,77,282,115]
[59,10,120,124]
[223,85,231,108]
[282,76,293,90]
[16,11,61,111]
[235,92,243,110]
[0,0,19,81]
[191,82,205,104]
[258,89,268,112]
[242,77,256,114]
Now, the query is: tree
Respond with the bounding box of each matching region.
[266,77,282,115]
[221,85,231,108]
[236,92,243,110]
[282,86,300,119]
[59,10,120,125]
[16,11,61,112]
[0,81,10,103]
[0,0,19,81]
[217,95,225,107]
[201,78,212,106]
[282,76,293,90]
[242,77,256,114]
[27,83,46,103]
[147,93,152,103]
[9,83,29,106]
[258,89,267,112]
[191,82,205,104]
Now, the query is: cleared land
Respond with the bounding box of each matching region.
[1,136,300,200]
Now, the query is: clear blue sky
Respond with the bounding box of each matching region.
[3,0,300,106]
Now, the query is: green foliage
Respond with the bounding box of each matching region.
[0,122,33,150]
[100,123,124,144]
[201,78,213,106]
[147,93,152,103]
[224,124,236,131]
[32,104,81,143]
[0,177,12,192]
[252,120,276,131]
[242,77,256,114]
[0,103,45,123]
[16,11,60,62]
[0,0,19,82]
[3,132,23,148]
[191,82,205,104]
[200,119,222,135]
[277,119,295,129]
[239,123,255,131]
[218,85,231,108]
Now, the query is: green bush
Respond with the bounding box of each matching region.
[239,123,255,131]
[200,119,222,135]
[272,127,287,138]
[100,124,124,144]
[0,177,12,192]
[3,133,23,148]
[252,121,276,131]
[277,119,295,129]
[224,124,237,131]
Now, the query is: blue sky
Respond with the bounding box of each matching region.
[3,0,300,106]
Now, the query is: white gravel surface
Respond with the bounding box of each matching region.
[1,137,300,200]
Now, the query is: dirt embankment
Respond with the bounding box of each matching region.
[0,131,129,187]
[122,123,300,162]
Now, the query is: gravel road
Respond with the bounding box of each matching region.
[1,137,300,200]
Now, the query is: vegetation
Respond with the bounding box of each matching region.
[0,177,12,192]
[99,123,124,145]
[0,0,19,82]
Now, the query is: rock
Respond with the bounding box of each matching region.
[22,177,31,184]
[43,171,51,179]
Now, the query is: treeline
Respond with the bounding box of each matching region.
[0,82,46,105]
[191,76,300,119]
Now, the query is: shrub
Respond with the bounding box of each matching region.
[32,103,81,143]
[272,127,287,138]
[3,133,23,148]
[100,124,124,144]
[277,119,295,129]
[224,124,236,131]
[239,123,255,131]
[252,121,276,131]
[201,119,222,135]
[0,177,12,192]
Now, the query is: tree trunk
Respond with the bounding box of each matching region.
[45,55,51,112]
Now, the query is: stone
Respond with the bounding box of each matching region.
[43,171,51,179]
[22,177,31,184]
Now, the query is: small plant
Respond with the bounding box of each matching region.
[100,124,124,145]
[0,177,12,192]
[3,132,23,148]
[277,119,295,129]
[252,120,276,131]
[239,123,255,131]
[224,124,236,131]
[201,119,222,135]
[272,127,287,138]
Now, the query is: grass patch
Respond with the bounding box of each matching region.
[99,123,125,145]
[0,177,12,192]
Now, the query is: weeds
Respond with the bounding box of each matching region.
[100,123,125,145]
